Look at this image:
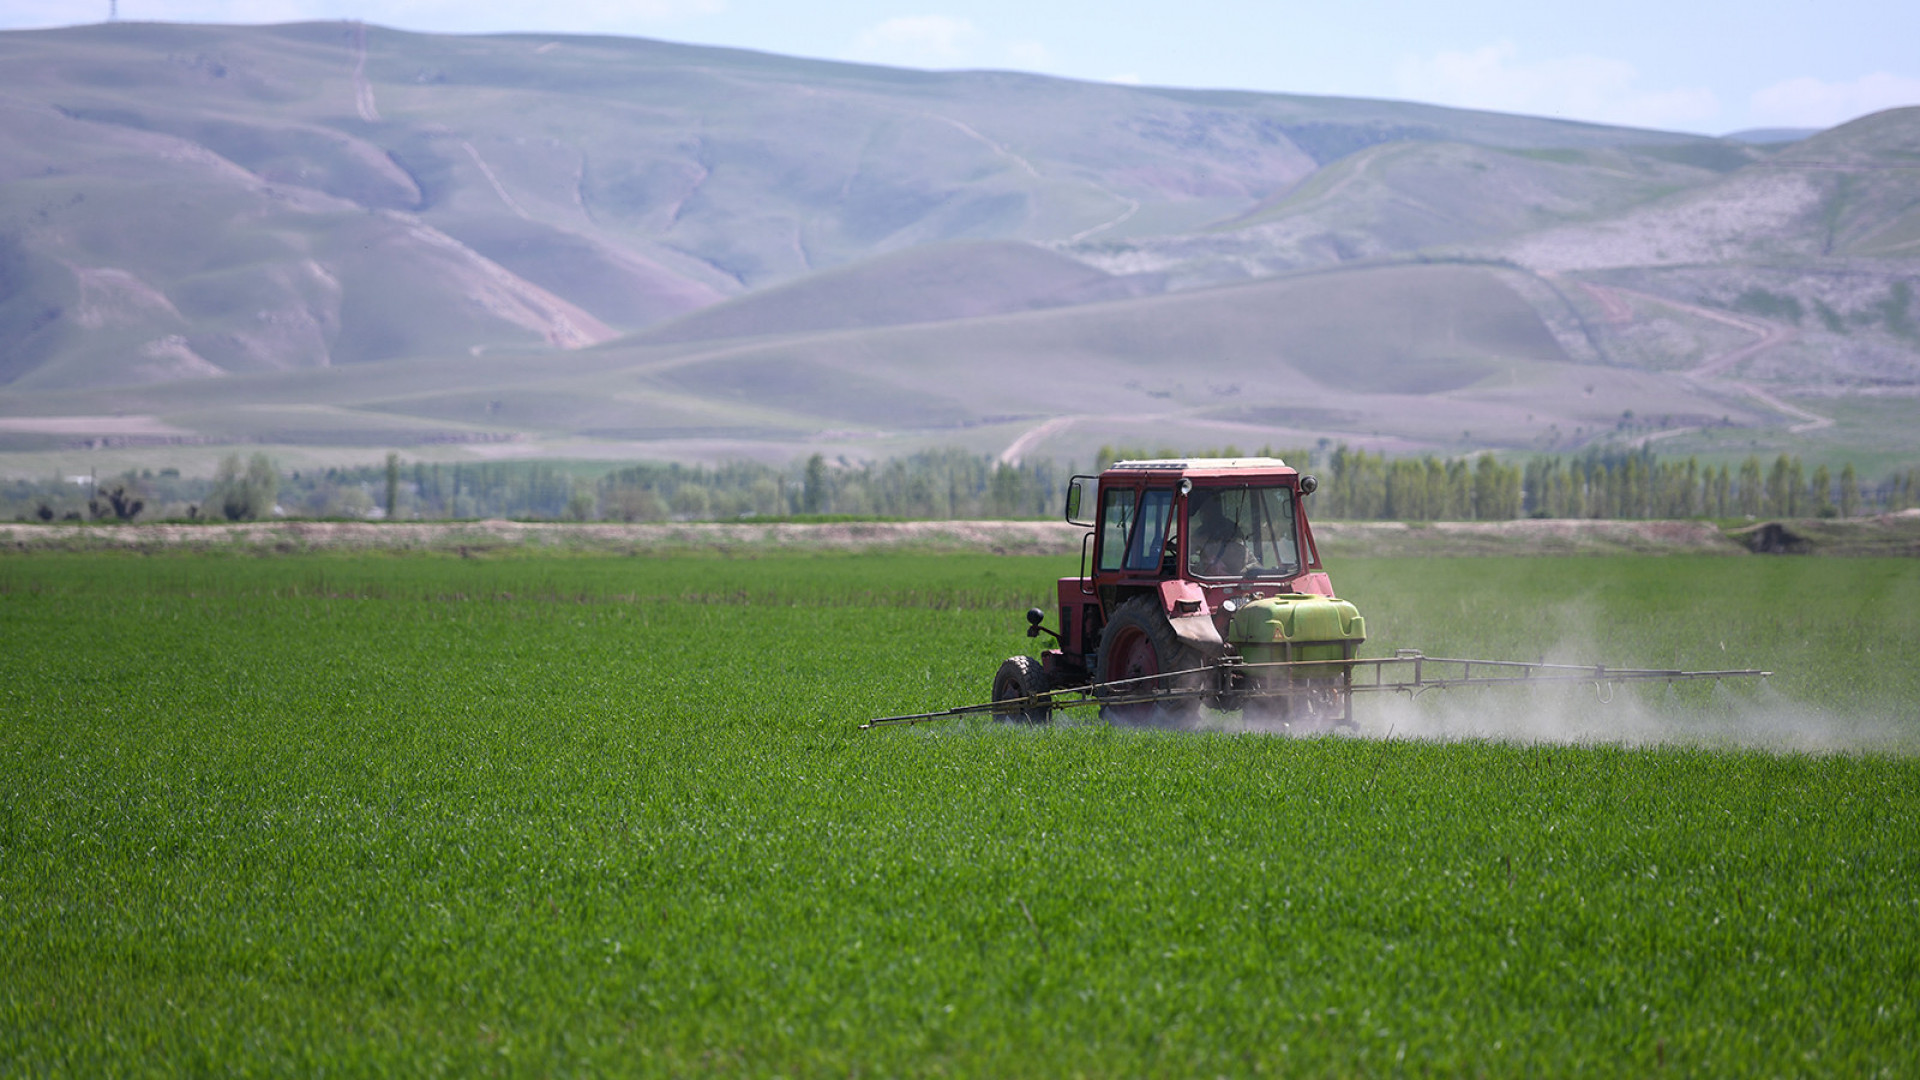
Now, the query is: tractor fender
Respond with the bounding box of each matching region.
[1293,571,1335,598]
[1158,579,1223,649]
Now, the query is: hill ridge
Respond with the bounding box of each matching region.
[0,22,1913,474]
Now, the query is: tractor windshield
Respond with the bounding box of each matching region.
[1187,486,1302,580]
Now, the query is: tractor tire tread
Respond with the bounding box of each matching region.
[1093,595,1205,725]
[992,654,1053,724]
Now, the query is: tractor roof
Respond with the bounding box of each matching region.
[1105,456,1297,477]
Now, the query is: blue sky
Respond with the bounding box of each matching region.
[4,0,1916,134]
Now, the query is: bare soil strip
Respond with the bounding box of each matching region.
[350,22,380,123]
[8,515,1911,557]
[0,519,1093,556]
[0,517,1789,556]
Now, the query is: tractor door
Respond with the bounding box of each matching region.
[1094,484,1134,575]
[1094,483,1176,611]
[1124,488,1177,575]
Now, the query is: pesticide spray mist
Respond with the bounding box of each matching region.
[1310,597,1919,755]
[1331,678,1916,754]
[1175,668,1916,754]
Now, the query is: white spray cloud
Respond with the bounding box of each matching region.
[1163,681,1914,755]
[1350,681,1912,754]
[1186,599,1905,754]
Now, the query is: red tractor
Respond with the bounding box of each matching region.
[992,457,1366,727]
[862,455,1768,732]
[860,453,1766,730]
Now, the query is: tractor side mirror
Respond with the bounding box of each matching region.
[1064,476,1098,526]
[1299,474,1319,496]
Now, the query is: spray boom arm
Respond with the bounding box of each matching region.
[861,650,1769,730]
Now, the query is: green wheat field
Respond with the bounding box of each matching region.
[2,551,1916,1076]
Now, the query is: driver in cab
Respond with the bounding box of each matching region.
[1188,490,1250,577]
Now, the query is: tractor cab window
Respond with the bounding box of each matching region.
[1187,485,1302,579]
[1124,488,1175,572]
[1097,487,1135,571]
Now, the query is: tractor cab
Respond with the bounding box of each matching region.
[1077,457,1333,602]
[1001,457,1364,722]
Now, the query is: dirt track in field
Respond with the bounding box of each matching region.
[0,519,1094,555]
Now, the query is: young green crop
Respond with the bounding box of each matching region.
[1,552,1915,1076]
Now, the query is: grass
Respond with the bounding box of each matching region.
[1654,394,1920,479]
[1,551,1916,1075]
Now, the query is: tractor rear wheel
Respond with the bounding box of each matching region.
[1093,595,1204,725]
[991,655,1053,724]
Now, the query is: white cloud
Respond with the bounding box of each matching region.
[1003,38,1049,67]
[1395,41,1719,131]
[1749,72,1920,129]
[1106,72,1143,86]
[0,0,724,33]
[847,14,977,66]
[0,0,302,28]
[842,14,1055,74]
[376,0,725,32]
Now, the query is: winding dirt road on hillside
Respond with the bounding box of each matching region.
[463,142,534,221]
[994,274,1829,463]
[1580,282,1830,435]
[998,416,1080,464]
[350,23,380,123]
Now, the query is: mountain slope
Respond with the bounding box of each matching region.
[0,22,1912,472]
[1477,108,1920,388]
[0,20,1743,389]
[635,241,1163,343]
[0,261,1770,470]
[1067,139,1749,286]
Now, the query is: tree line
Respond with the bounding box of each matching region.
[7,447,1919,524]
[3,449,1066,524]
[1311,446,1912,521]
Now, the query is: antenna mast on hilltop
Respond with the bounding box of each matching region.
[108,0,117,20]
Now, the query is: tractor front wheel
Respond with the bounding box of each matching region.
[991,655,1053,724]
[1093,596,1204,726]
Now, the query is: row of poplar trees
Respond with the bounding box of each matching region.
[30,447,1912,524]
[1312,447,1891,521]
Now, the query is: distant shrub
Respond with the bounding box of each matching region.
[88,482,144,522]
[1731,288,1803,324]
[605,486,667,522]
[209,453,279,521]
